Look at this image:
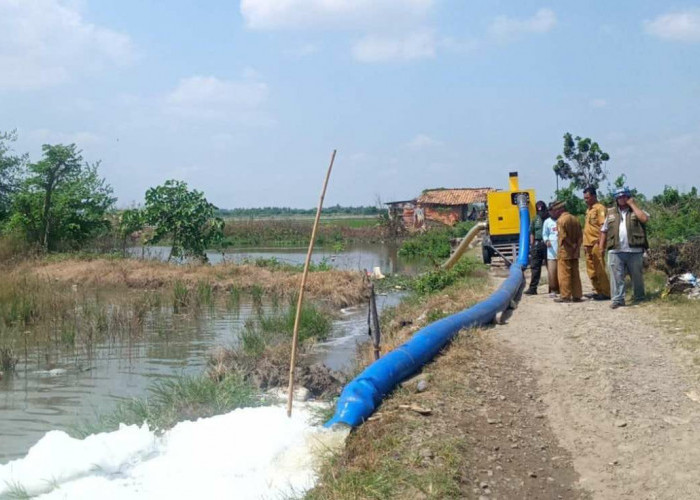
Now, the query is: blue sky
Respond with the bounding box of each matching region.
[1,0,699,208]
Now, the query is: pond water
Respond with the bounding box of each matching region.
[0,293,402,463]
[128,241,424,275]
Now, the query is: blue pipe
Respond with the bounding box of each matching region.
[325,196,531,428]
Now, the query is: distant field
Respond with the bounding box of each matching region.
[221,216,386,248]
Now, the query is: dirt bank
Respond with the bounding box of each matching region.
[311,265,700,499]
[15,258,367,307]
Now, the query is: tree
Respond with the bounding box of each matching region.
[553,133,610,189]
[0,130,27,224]
[143,180,224,262]
[10,144,115,250]
[117,208,145,254]
[554,185,587,216]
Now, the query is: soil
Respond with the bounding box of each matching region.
[496,274,700,499]
[410,332,589,499]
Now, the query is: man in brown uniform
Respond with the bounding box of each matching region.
[582,186,611,300]
[550,201,583,302]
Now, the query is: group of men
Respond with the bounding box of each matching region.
[524,186,649,309]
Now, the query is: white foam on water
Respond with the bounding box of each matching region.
[0,404,348,499]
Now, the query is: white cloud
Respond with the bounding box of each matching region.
[407,134,442,150]
[27,129,103,147]
[164,76,269,120]
[489,8,557,41]
[644,9,700,43]
[0,0,136,90]
[352,31,436,63]
[240,0,433,30]
[590,98,608,108]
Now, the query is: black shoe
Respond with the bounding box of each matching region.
[572,298,584,302]
[584,292,597,299]
[524,289,537,295]
[554,297,572,303]
[610,302,623,309]
[593,294,610,301]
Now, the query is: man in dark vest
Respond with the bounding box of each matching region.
[598,187,650,309]
[524,201,549,295]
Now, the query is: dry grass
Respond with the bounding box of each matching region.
[13,257,368,308]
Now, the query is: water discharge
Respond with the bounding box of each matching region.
[0,403,348,499]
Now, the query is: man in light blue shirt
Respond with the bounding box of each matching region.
[542,203,559,296]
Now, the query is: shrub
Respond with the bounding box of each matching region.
[413,258,481,294]
[399,221,477,261]
[646,186,700,244]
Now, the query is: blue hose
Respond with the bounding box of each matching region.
[325,197,531,428]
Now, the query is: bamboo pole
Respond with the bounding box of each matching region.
[287,149,337,417]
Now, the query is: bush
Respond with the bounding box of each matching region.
[646,186,700,244]
[399,221,476,260]
[413,258,481,295]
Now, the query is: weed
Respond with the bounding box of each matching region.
[399,222,476,261]
[4,482,31,500]
[250,284,264,308]
[196,281,213,306]
[1,346,18,372]
[172,280,190,311]
[75,374,259,436]
[227,286,241,310]
[413,258,483,295]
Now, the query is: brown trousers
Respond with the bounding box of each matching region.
[546,259,559,293]
[557,258,582,300]
[585,246,610,297]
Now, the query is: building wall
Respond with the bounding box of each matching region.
[423,205,462,226]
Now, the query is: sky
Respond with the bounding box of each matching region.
[1,0,699,208]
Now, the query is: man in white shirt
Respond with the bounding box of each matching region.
[542,204,559,296]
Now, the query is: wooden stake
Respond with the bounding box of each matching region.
[287,149,337,417]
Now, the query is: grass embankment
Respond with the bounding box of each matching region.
[222,217,387,248]
[308,256,491,498]
[14,255,367,307]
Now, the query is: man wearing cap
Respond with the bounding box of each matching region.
[550,200,583,303]
[599,187,649,309]
[582,186,611,300]
[524,201,549,295]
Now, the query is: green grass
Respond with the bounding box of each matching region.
[245,256,334,272]
[74,374,259,437]
[413,257,484,295]
[240,300,333,357]
[221,218,386,248]
[4,482,31,500]
[399,221,476,261]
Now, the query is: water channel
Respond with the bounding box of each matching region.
[0,244,417,462]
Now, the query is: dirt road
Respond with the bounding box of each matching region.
[495,279,700,499]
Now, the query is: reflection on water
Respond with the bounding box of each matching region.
[128,242,424,275]
[0,293,402,462]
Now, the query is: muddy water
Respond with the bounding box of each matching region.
[128,242,423,275]
[0,294,402,463]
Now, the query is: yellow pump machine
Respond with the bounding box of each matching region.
[482,172,536,265]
